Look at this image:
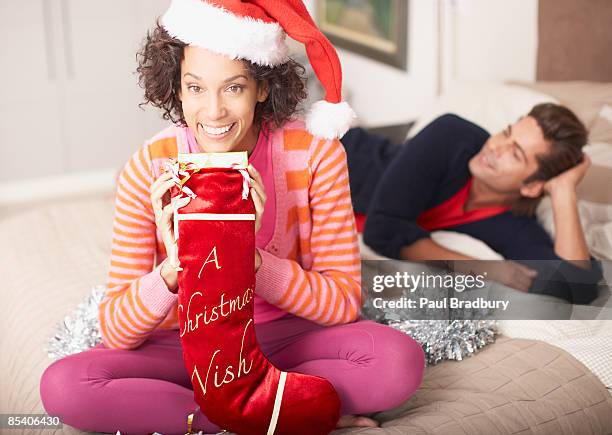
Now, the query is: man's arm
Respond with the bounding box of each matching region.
[402,234,540,292]
[545,156,591,267]
[400,238,472,261]
[495,210,602,304]
[364,114,488,258]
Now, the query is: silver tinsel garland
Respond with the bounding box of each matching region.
[388,320,497,365]
[46,285,106,360]
[47,286,497,366]
[360,262,499,365]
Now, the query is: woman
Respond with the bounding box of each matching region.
[39,1,425,433]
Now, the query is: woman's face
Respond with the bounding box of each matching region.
[178,46,269,153]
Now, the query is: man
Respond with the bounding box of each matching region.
[341,104,602,304]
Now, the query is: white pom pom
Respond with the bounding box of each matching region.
[305,100,356,139]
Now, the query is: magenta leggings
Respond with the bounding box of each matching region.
[40,313,424,434]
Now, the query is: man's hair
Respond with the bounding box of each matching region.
[136,22,307,128]
[512,103,588,216]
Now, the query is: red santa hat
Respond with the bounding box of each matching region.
[161,0,356,139]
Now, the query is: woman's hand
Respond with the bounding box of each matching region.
[248,164,266,271]
[152,165,265,284]
[150,171,190,291]
[248,164,266,233]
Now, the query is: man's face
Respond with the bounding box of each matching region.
[469,116,550,197]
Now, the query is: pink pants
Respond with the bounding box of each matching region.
[40,313,424,434]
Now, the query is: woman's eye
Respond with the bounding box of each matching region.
[188,85,202,93]
[227,85,243,94]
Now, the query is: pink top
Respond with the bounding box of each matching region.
[101,119,361,350]
[185,125,286,323]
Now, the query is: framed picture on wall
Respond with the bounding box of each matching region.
[317,0,408,70]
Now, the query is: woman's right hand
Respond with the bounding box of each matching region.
[150,171,190,292]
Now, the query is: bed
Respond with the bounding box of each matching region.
[359,79,612,400]
[2,80,612,435]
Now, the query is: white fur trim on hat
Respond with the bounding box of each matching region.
[305,100,356,139]
[161,0,289,66]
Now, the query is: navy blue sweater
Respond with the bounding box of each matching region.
[341,114,603,304]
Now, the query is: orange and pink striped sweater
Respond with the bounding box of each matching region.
[100,120,362,350]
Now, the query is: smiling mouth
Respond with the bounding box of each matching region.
[198,122,236,137]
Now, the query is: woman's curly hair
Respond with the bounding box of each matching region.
[136,22,308,128]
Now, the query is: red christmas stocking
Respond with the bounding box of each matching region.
[169,152,341,435]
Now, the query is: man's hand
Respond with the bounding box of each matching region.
[484,261,538,292]
[453,260,538,292]
[544,155,590,197]
[544,155,591,264]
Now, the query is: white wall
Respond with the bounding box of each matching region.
[441,0,538,89]
[304,0,538,127]
[1,0,540,205]
[0,1,171,207]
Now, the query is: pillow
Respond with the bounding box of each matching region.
[407,82,558,139]
[577,164,612,205]
[511,81,612,133]
[358,231,503,261]
[590,104,612,144]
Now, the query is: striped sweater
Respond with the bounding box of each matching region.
[100,120,362,350]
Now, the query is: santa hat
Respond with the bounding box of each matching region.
[161,0,356,139]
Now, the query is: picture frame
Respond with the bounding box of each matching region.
[317,0,409,70]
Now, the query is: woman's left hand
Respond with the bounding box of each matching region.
[248,164,266,271]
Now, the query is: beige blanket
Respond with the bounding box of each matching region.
[2,198,612,434]
[361,337,612,435]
